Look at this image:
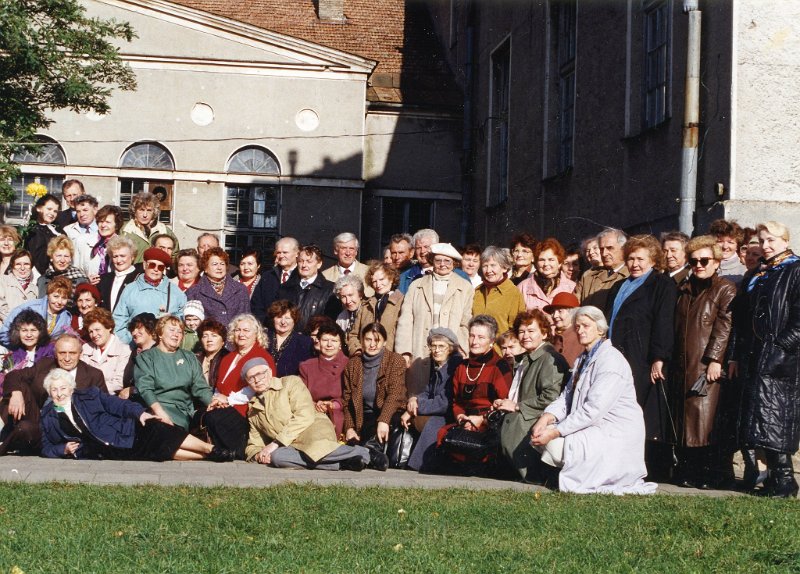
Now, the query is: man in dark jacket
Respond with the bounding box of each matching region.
[55,179,84,228]
[252,236,300,325]
[277,245,340,331]
[0,333,108,454]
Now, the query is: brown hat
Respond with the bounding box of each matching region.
[543,292,580,314]
[143,247,172,267]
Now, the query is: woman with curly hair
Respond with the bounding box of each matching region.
[266,300,313,376]
[120,191,179,264]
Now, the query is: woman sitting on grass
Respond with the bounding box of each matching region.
[531,306,657,494]
[40,368,228,461]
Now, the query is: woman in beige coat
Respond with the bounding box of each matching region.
[395,243,473,363]
[0,250,39,327]
[243,357,388,471]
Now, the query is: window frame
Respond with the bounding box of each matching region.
[486,35,512,207]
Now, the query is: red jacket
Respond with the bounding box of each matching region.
[451,350,512,420]
[215,344,275,416]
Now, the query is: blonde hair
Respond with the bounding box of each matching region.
[685,235,722,261]
[756,221,790,243]
[226,313,269,349]
[47,236,75,258]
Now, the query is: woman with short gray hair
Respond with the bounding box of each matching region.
[473,246,526,337]
[334,273,365,336]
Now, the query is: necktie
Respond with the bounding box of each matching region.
[281,271,289,284]
[343,269,351,275]
[47,313,56,333]
[300,280,308,289]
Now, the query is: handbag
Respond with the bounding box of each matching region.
[386,426,416,469]
[441,410,506,460]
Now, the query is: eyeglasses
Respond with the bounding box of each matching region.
[429,343,450,351]
[247,371,269,384]
[146,262,166,271]
[688,257,712,267]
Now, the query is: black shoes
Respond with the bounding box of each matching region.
[208,446,236,463]
[339,456,367,472]
[368,449,389,471]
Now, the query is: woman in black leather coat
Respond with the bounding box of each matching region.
[735,221,800,498]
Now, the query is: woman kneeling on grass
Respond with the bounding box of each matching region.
[244,357,388,471]
[531,306,657,494]
[40,368,221,461]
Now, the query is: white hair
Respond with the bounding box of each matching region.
[43,368,77,393]
[573,306,609,336]
[597,228,627,247]
[334,273,364,297]
[412,228,439,248]
[333,232,359,249]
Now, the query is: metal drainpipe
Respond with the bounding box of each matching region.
[459,1,475,246]
[678,2,702,235]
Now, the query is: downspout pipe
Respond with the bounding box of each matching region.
[679,1,701,236]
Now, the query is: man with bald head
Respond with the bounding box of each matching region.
[251,237,301,324]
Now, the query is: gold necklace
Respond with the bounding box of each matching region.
[464,361,486,383]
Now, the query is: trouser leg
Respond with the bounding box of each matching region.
[269,446,313,469]
[315,445,371,470]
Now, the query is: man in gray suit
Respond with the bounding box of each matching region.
[322,232,374,297]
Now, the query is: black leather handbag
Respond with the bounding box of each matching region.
[441,410,505,459]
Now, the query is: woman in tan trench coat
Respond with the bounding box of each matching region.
[672,236,736,489]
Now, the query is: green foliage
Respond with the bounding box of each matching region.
[0,0,137,202]
[0,483,797,573]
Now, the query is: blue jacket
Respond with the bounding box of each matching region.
[397,264,471,295]
[0,297,72,346]
[39,386,146,459]
[113,275,186,343]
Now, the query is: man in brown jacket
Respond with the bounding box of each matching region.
[574,228,630,311]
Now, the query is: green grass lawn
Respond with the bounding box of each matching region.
[0,483,797,573]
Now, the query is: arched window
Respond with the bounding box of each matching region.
[6,136,66,222]
[120,142,175,170]
[223,146,280,260]
[226,146,280,175]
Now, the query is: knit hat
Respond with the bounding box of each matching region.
[143,247,172,267]
[427,326,460,349]
[240,355,277,383]
[430,242,462,261]
[184,300,205,321]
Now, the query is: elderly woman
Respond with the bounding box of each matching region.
[244,357,385,471]
[113,247,186,344]
[562,246,583,283]
[348,261,404,355]
[71,283,100,331]
[510,233,537,285]
[172,248,201,292]
[518,238,576,312]
[606,234,677,480]
[80,307,132,396]
[0,226,21,275]
[581,236,602,269]
[333,274,364,339]
[24,193,63,276]
[120,191,179,264]
[235,248,262,298]
[266,300,313,377]
[400,327,463,472]
[195,318,229,388]
[38,235,88,295]
[203,313,274,458]
[73,205,124,283]
[531,306,657,494]
[1,310,54,371]
[121,312,158,392]
[437,315,512,468]
[299,322,348,438]
[670,235,737,490]
[98,236,138,312]
[343,322,406,457]
[186,247,250,324]
[544,292,583,369]
[40,368,228,461]
[492,310,569,480]
[396,243,473,363]
[0,250,38,327]
[305,315,338,356]
[473,246,527,338]
[733,221,800,497]
[497,330,525,368]
[133,315,218,441]
[0,276,72,346]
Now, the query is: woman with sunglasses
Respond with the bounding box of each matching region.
[112,247,186,344]
[672,236,736,490]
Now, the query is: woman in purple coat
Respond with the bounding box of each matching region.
[299,322,348,438]
[186,247,250,325]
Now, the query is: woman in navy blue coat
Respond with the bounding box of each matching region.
[39,368,228,461]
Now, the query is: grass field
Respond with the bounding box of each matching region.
[0,483,797,573]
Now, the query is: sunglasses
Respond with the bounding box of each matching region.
[146,262,166,271]
[688,257,712,267]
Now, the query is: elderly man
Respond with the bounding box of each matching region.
[574,228,630,311]
[113,247,186,343]
[251,236,301,325]
[322,232,374,297]
[55,179,84,228]
[397,229,439,294]
[389,233,414,272]
[661,231,690,284]
[0,333,108,455]
[64,194,99,250]
[277,245,339,330]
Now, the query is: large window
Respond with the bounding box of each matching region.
[6,137,66,222]
[224,147,281,262]
[557,1,577,173]
[643,0,671,129]
[381,197,434,247]
[118,142,175,224]
[487,38,511,206]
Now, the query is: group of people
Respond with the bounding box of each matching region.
[0,179,796,497]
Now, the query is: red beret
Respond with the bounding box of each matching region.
[143,247,172,267]
[543,292,580,314]
[75,282,101,302]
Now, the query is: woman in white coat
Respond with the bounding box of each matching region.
[531,306,657,494]
[395,243,473,364]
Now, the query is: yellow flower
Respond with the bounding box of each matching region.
[25,183,48,198]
